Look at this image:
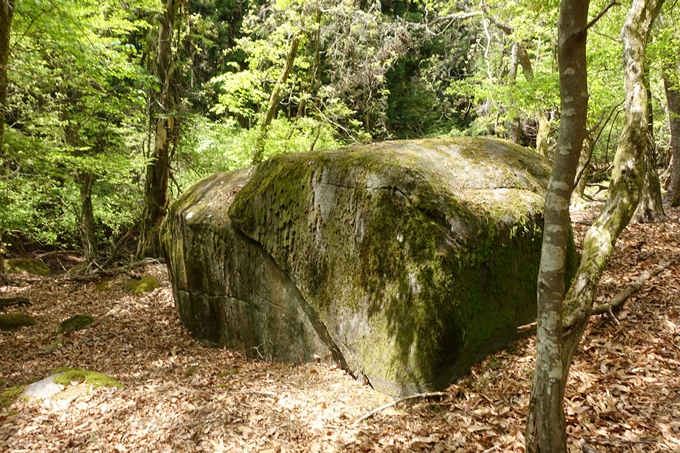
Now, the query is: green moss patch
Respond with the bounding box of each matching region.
[51,368,123,389]
[4,258,50,276]
[0,385,26,410]
[124,276,159,294]
[55,314,94,334]
[0,312,36,331]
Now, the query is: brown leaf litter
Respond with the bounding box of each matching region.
[1,207,680,452]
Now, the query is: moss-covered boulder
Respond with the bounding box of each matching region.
[4,258,50,276]
[124,276,159,294]
[55,314,94,334]
[0,312,36,331]
[164,137,577,396]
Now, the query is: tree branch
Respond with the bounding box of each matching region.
[585,0,620,31]
[591,257,679,316]
[355,392,447,424]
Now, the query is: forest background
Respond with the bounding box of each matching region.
[0,0,678,264]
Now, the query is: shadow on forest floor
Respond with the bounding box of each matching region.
[1,206,680,452]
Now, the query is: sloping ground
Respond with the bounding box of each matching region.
[1,208,679,453]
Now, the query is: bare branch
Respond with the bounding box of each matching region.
[585,0,620,31]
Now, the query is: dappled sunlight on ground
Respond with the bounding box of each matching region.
[1,208,680,452]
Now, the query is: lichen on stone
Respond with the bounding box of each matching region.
[4,258,50,276]
[0,312,36,331]
[124,276,159,294]
[55,314,94,334]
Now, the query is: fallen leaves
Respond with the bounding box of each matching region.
[1,207,680,452]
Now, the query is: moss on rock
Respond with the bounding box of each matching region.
[0,385,26,410]
[51,367,123,389]
[124,276,159,294]
[4,258,50,276]
[0,312,36,331]
[55,314,94,334]
[165,137,577,396]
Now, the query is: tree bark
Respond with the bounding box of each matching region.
[525,0,663,450]
[665,64,680,206]
[137,0,179,259]
[525,0,590,449]
[78,172,98,261]
[0,0,15,284]
[252,34,300,165]
[633,68,666,222]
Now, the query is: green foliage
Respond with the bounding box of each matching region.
[2,0,154,250]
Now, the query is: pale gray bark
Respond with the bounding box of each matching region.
[526,0,664,450]
[525,0,590,448]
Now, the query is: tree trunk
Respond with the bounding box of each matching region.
[137,0,179,259]
[572,134,594,204]
[536,112,552,158]
[633,69,666,222]
[524,0,590,449]
[0,0,15,284]
[665,65,680,206]
[525,0,663,450]
[252,34,300,165]
[79,172,98,261]
[633,137,666,222]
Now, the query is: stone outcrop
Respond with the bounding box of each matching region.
[163,137,576,396]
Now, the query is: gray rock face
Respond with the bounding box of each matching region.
[163,137,576,396]
[23,374,65,399]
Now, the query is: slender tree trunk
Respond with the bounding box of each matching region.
[78,172,98,262]
[507,43,522,144]
[633,69,666,222]
[252,34,300,165]
[572,134,594,204]
[525,0,663,450]
[665,65,680,206]
[524,0,590,449]
[536,113,552,157]
[137,0,179,259]
[0,0,15,283]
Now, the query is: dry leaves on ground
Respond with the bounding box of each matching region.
[1,207,680,452]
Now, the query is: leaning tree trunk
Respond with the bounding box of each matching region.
[665,64,680,206]
[252,34,300,165]
[525,0,663,450]
[524,0,590,449]
[137,0,179,259]
[0,0,15,284]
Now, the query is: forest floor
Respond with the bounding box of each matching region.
[1,207,680,453]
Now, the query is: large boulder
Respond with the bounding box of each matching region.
[163,137,576,396]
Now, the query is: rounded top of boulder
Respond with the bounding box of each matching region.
[338,137,550,192]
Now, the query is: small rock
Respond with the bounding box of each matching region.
[55,314,94,334]
[4,258,50,276]
[124,276,159,294]
[0,312,36,331]
[23,373,65,399]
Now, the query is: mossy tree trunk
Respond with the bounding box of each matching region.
[664,63,680,206]
[524,0,590,448]
[0,0,14,284]
[525,0,664,450]
[137,0,180,259]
